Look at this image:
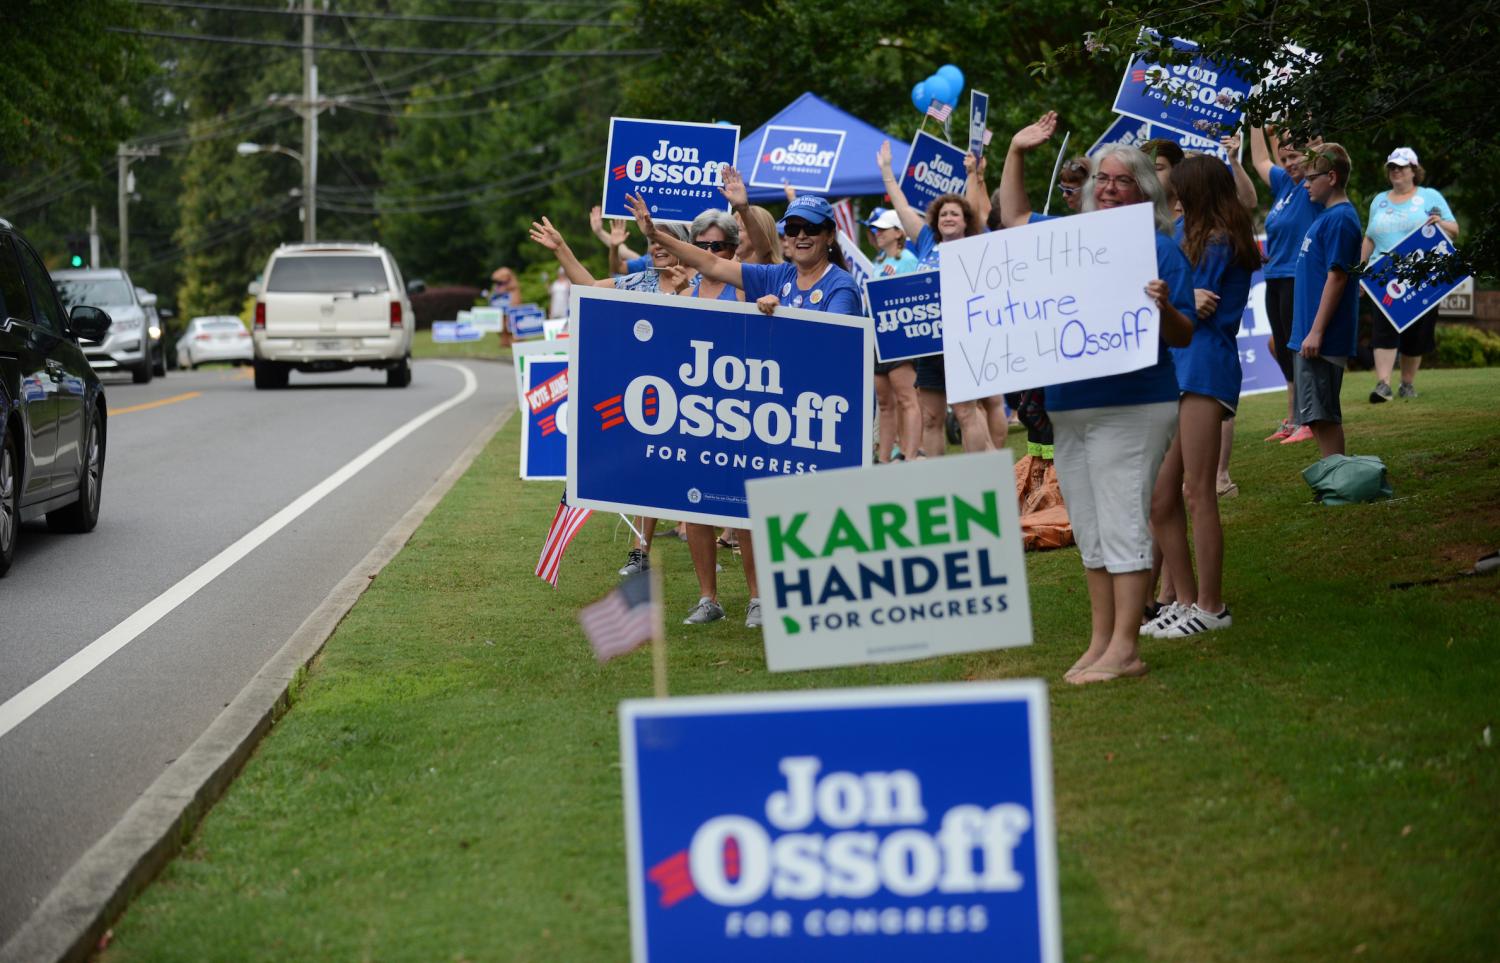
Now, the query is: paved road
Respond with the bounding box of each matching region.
[0,360,514,940]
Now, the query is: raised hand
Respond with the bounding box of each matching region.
[1010,111,1059,153]
[588,205,608,243]
[719,165,749,209]
[782,179,796,203]
[626,193,657,241]
[876,140,893,176]
[1220,132,1242,155]
[529,217,565,252]
[608,219,628,246]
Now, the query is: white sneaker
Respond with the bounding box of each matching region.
[1141,602,1188,638]
[1158,604,1233,637]
[745,598,762,629]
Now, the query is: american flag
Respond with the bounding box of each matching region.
[535,492,592,587]
[831,199,858,244]
[926,100,953,122]
[579,569,658,662]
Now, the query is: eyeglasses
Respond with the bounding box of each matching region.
[1058,184,1080,196]
[1386,163,1411,171]
[1092,174,1138,191]
[1304,171,1333,181]
[781,220,827,238]
[693,240,734,252]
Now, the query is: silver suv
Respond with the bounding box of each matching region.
[53,267,165,383]
[251,242,417,389]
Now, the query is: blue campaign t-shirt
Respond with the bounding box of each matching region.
[691,274,743,301]
[739,261,862,314]
[873,248,920,277]
[911,224,941,269]
[622,253,653,275]
[1170,227,1251,408]
[1290,201,1364,358]
[1263,165,1324,279]
[1027,212,1060,224]
[1045,232,1192,412]
[1365,186,1454,262]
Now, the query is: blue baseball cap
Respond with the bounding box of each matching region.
[778,195,835,232]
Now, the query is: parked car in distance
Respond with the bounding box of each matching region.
[177,315,253,369]
[251,241,421,389]
[0,218,111,577]
[52,267,164,383]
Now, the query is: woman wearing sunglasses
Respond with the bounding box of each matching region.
[626,192,860,315]
[1051,145,1196,685]
[876,139,993,457]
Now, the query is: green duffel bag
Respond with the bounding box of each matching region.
[1302,454,1394,505]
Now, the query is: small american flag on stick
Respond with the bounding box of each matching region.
[579,569,659,663]
[926,100,953,122]
[535,492,592,587]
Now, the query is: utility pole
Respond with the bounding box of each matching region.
[88,206,100,268]
[116,142,160,272]
[266,0,343,242]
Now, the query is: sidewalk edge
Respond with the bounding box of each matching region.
[0,398,514,963]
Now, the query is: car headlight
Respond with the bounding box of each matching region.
[148,325,162,339]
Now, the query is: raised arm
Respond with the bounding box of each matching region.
[1248,126,1276,187]
[1222,132,1258,210]
[719,165,774,264]
[591,204,641,274]
[530,217,603,287]
[626,193,743,288]
[965,152,992,226]
[999,111,1058,228]
[877,140,927,241]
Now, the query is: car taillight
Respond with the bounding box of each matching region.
[254,302,266,329]
[389,300,402,327]
[195,334,212,341]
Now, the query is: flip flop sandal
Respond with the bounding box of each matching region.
[1068,662,1150,685]
[1216,481,1240,498]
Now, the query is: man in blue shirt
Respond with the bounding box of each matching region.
[1289,143,1363,458]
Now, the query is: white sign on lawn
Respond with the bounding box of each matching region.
[747,449,1032,672]
[940,203,1160,403]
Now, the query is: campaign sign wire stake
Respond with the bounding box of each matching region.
[749,125,846,195]
[1358,223,1469,332]
[514,342,570,480]
[747,449,1031,672]
[603,117,741,224]
[619,681,1062,962]
[867,271,943,364]
[567,287,872,528]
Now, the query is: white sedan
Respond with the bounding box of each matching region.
[177,315,253,369]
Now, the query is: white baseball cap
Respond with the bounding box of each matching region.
[1386,147,1419,167]
[866,209,902,230]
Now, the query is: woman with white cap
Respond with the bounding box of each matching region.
[1362,147,1459,402]
[866,207,922,461]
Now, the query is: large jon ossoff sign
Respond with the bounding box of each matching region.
[619,681,1062,962]
[566,287,871,528]
[1358,223,1470,332]
[749,125,846,195]
[1111,34,1252,140]
[602,117,741,224]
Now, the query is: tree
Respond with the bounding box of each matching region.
[1065,0,1500,280]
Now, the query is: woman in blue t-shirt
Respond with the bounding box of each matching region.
[866,208,923,462]
[1144,155,1261,641]
[1360,147,1460,402]
[627,193,861,315]
[1049,145,1196,686]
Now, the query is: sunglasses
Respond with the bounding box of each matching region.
[1058,184,1080,196]
[692,240,734,252]
[782,220,828,238]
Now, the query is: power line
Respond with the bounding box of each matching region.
[129,0,616,28]
[316,156,601,214]
[107,27,660,58]
[133,197,301,271]
[335,63,636,119]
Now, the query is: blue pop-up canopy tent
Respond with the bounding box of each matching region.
[735,92,909,202]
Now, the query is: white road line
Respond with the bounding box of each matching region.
[0,361,478,741]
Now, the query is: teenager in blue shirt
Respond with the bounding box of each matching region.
[1047,145,1194,686]
[1145,155,1261,640]
[866,208,923,463]
[1290,143,1364,458]
[1360,147,1461,402]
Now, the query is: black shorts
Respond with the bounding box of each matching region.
[874,359,913,376]
[1265,276,1296,382]
[1370,310,1438,355]
[914,353,945,390]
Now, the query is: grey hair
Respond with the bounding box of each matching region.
[1083,145,1177,235]
[658,222,690,243]
[689,208,741,245]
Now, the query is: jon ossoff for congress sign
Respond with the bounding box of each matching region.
[619,682,1062,963]
[567,287,871,528]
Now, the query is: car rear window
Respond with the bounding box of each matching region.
[56,278,134,307]
[266,256,389,294]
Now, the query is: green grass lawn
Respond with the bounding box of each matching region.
[410,328,512,362]
[103,369,1500,963]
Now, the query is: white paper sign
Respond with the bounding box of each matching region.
[939,204,1160,403]
[747,450,1032,673]
[469,307,505,333]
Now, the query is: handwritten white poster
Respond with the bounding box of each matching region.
[939,204,1161,403]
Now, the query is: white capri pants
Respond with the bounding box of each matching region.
[1049,401,1178,573]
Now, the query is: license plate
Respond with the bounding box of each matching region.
[316,339,345,351]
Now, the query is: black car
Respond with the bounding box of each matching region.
[0,218,112,577]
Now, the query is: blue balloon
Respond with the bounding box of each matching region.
[910,81,929,112]
[924,73,954,106]
[937,64,965,97]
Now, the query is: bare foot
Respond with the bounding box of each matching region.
[1067,660,1150,686]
